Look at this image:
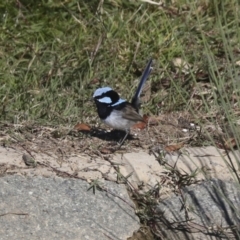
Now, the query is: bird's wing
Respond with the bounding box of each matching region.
[121,104,144,122]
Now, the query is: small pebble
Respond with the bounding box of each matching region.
[22,154,37,168]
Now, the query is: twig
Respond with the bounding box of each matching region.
[0,212,29,217]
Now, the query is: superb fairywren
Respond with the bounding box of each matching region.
[93,59,153,148]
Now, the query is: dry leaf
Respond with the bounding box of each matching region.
[165,142,184,152]
[236,60,240,66]
[225,138,237,149]
[100,147,114,154]
[132,115,150,129]
[74,123,91,131]
[143,114,148,122]
[172,57,191,74]
[218,138,237,150]
[132,121,146,130]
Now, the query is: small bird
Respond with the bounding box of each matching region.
[93,59,153,148]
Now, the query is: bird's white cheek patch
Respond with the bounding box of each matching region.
[98,97,112,104]
[111,98,126,106]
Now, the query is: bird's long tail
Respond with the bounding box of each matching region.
[131,58,153,112]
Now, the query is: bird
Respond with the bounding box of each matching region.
[93,59,153,148]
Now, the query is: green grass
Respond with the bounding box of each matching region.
[1,0,238,128]
[1,1,240,239]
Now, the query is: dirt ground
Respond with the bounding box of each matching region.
[0,110,239,240]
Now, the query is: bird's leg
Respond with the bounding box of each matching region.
[117,130,129,149]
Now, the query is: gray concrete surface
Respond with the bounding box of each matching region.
[0,175,139,240]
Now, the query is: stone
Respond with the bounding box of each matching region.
[0,175,139,240]
[155,178,240,239]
